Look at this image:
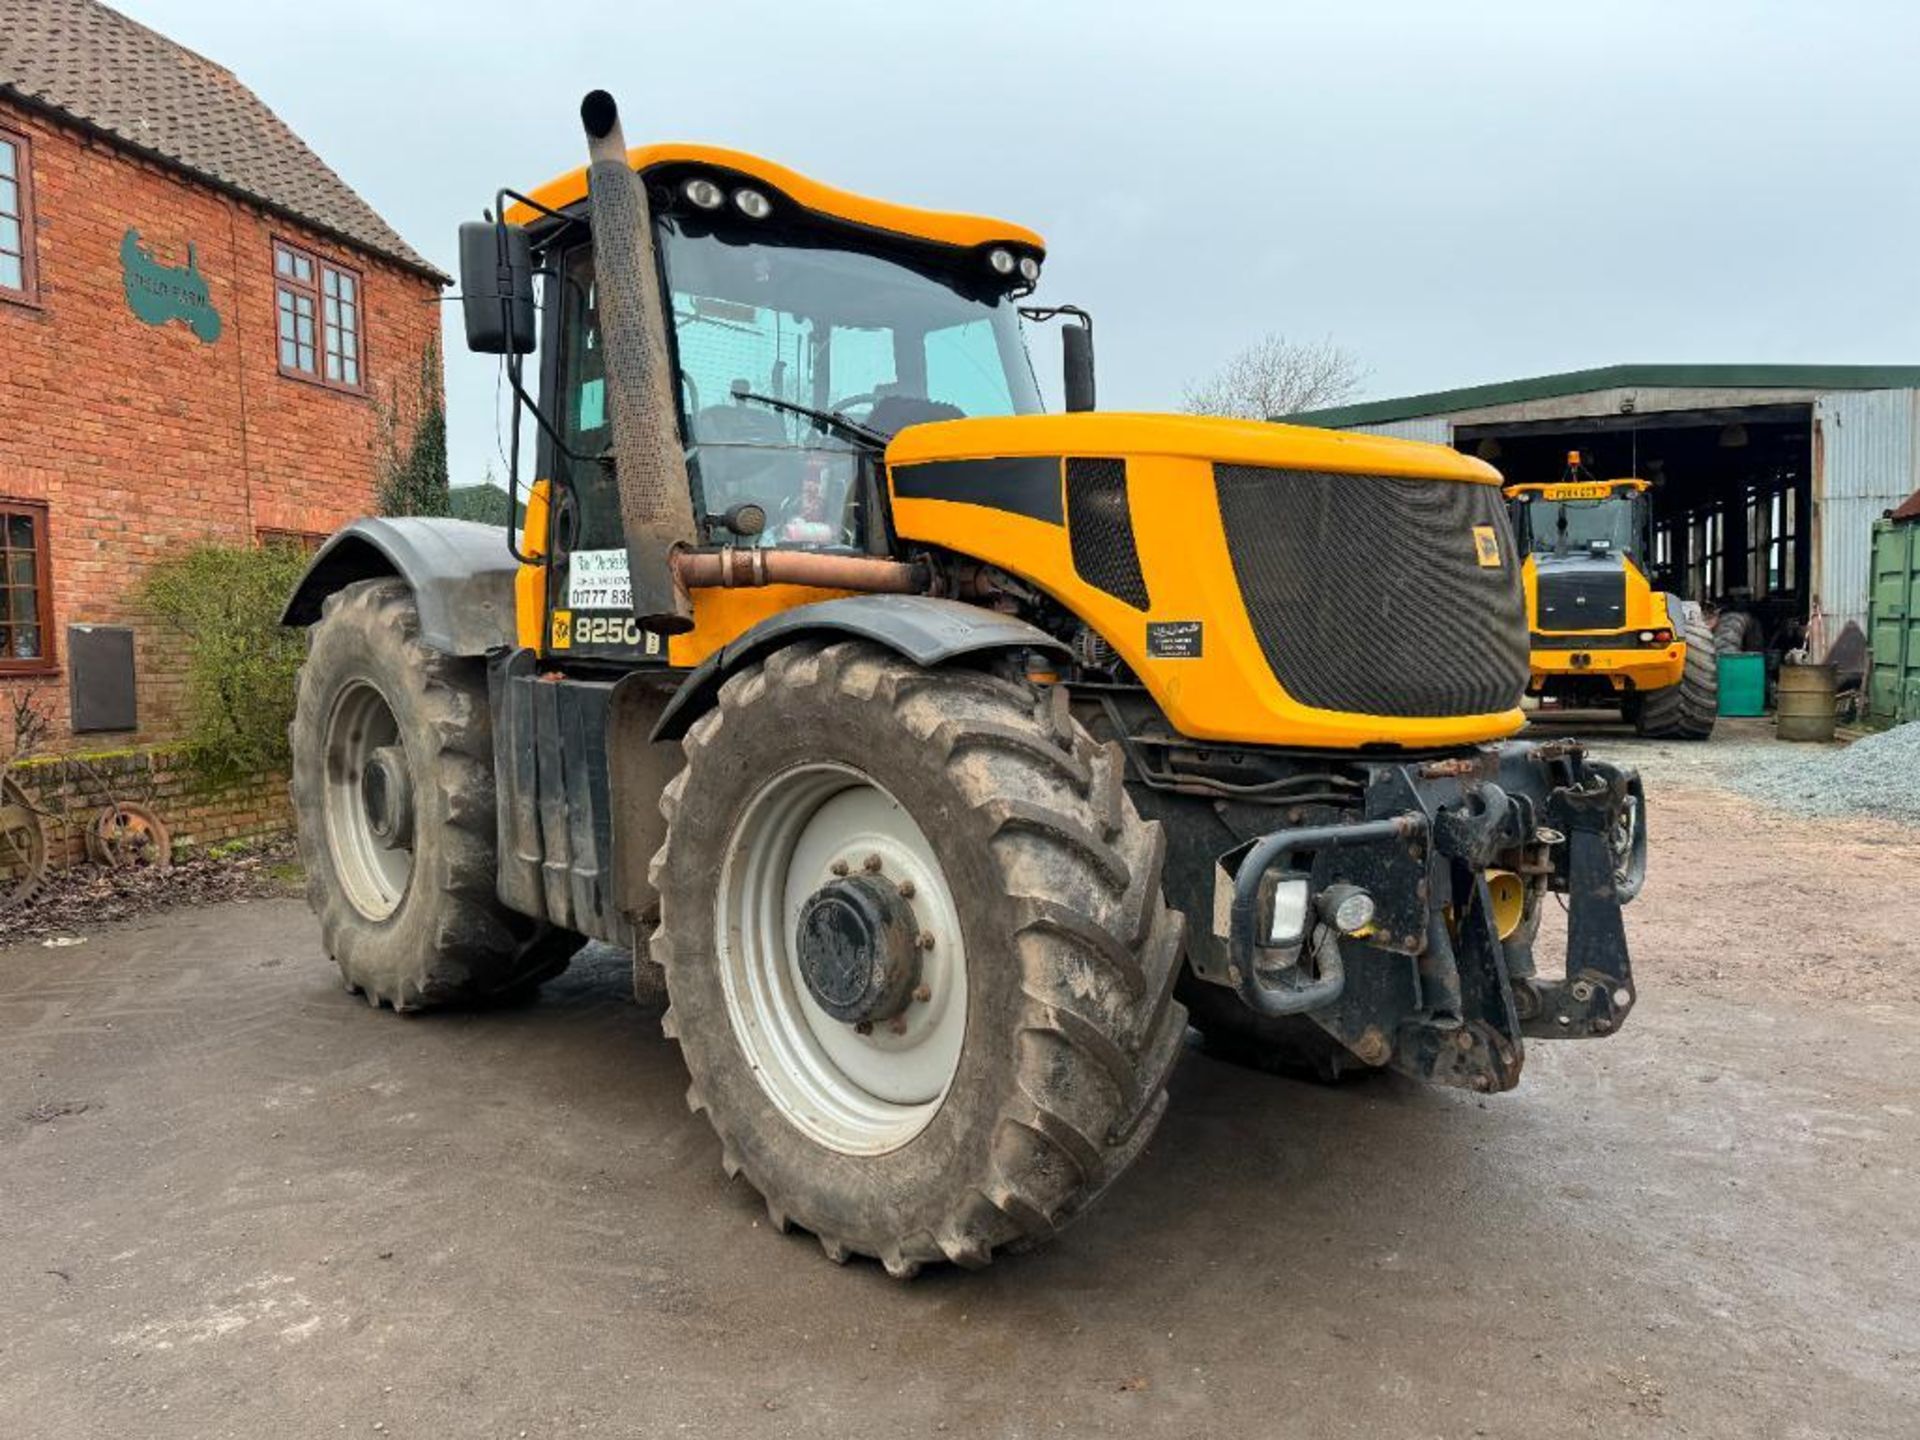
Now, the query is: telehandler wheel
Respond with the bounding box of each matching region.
[290,579,584,1010]
[650,640,1186,1277]
[1177,970,1371,1084]
[1633,611,1718,740]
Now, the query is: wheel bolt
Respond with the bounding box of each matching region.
[912,984,931,1003]
[897,879,916,898]
[862,853,884,874]
[830,860,850,877]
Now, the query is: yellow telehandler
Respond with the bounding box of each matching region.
[282,91,1648,1275]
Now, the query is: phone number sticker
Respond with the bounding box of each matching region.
[566,549,631,610]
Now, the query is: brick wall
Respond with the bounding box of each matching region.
[9,747,290,868]
[0,96,443,753]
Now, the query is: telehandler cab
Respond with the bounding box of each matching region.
[282,90,1649,1276]
[1505,455,1718,739]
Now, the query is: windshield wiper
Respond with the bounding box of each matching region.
[727,380,888,450]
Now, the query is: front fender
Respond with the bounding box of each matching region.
[650,594,1067,742]
[280,517,519,657]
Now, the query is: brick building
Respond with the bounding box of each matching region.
[0,0,445,850]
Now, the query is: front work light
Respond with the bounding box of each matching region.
[1017,255,1040,282]
[683,177,724,210]
[734,188,772,220]
[988,247,1016,275]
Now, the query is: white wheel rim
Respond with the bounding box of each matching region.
[322,679,412,922]
[716,763,968,1156]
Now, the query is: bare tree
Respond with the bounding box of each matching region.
[1181,333,1366,420]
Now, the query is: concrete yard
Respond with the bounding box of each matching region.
[3,736,1916,1439]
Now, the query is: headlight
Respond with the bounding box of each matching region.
[1266,877,1311,947]
[733,188,772,220]
[1017,255,1040,282]
[682,177,724,210]
[987,247,1016,275]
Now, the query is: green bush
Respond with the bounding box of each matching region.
[142,542,313,782]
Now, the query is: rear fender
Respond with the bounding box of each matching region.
[280,517,519,657]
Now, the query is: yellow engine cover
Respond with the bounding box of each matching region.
[886,414,1527,750]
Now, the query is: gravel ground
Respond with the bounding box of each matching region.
[2,743,1916,1438]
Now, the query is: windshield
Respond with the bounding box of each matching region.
[656,215,1041,547]
[1519,496,1642,558]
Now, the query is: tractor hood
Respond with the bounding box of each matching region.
[884,412,1502,486]
[883,412,1528,751]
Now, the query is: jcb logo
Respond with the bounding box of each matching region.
[1471,525,1502,568]
[550,609,572,648]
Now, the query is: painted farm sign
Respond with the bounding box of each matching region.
[120,229,221,342]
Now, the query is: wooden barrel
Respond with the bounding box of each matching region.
[1775,663,1837,742]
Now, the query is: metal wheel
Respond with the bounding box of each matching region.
[322,678,412,922]
[716,763,969,1157]
[87,802,172,869]
[0,776,49,907]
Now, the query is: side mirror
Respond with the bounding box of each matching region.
[1062,320,1096,412]
[458,220,536,355]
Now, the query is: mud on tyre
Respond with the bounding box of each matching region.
[649,640,1187,1276]
[289,578,582,1010]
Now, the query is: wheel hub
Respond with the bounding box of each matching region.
[361,744,413,850]
[796,874,922,1025]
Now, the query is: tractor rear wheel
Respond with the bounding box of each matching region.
[650,641,1186,1276]
[290,579,582,1010]
[1633,611,1718,740]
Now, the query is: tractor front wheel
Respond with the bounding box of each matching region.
[650,641,1186,1276]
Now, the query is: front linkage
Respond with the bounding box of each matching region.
[1226,740,1644,1093]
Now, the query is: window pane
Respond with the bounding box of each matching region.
[296,314,313,344]
[342,356,358,385]
[0,253,19,291]
[322,269,337,297]
[8,553,31,585]
[0,179,17,220]
[324,296,339,326]
[7,514,32,547]
[342,328,357,360]
[0,626,11,657]
[294,255,312,282]
[0,588,14,621]
[13,625,37,659]
[0,139,13,180]
[338,273,355,302]
[279,337,297,367]
[298,343,314,370]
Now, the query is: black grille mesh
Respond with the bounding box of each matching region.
[1067,457,1150,610]
[1536,567,1627,631]
[1213,466,1528,718]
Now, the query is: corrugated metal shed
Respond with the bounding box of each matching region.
[1815,389,1920,639]
[1333,417,1452,446]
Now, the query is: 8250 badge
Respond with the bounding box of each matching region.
[551,609,663,656]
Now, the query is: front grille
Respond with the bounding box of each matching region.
[1067,457,1150,610]
[1213,465,1528,718]
[1536,565,1627,632]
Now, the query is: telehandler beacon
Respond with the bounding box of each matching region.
[283,91,1650,1276]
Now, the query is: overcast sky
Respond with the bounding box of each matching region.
[118,0,1920,488]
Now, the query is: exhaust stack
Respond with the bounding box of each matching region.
[579,89,698,634]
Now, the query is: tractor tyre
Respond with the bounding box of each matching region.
[1634,611,1718,740]
[650,641,1186,1277]
[290,578,584,1010]
[1178,969,1372,1084]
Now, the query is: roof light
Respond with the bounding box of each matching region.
[734,188,771,220]
[683,177,724,210]
[1017,255,1040,282]
[987,247,1016,275]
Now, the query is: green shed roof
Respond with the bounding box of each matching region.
[1284,364,1920,429]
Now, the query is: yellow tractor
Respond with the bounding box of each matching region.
[282,91,1648,1276]
[1506,456,1717,739]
